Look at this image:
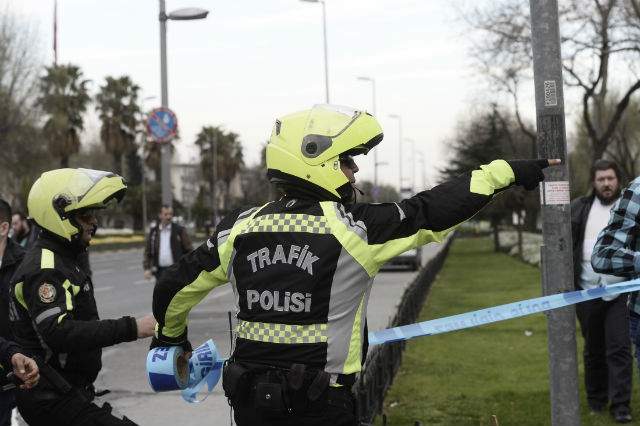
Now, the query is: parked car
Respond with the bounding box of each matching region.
[381,247,422,271]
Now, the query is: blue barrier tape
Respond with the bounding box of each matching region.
[146,339,226,403]
[368,279,640,346]
[147,279,640,403]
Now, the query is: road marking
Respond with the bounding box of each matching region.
[102,347,118,359]
[134,279,151,286]
[94,286,114,293]
[206,286,232,298]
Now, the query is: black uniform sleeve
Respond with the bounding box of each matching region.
[0,337,20,370]
[349,160,516,243]
[24,269,137,353]
[345,159,549,267]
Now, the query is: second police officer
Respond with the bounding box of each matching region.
[151,104,557,425]
[9,168,156,425]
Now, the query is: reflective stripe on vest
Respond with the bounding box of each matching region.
[236,319,328,344]
[242,213,330,235]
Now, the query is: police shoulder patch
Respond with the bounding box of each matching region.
[38,283,57,304]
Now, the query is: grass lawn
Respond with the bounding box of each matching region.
[376,237,639,425]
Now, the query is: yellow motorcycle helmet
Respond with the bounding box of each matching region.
[28,168,127,241]
[266,104,383,202]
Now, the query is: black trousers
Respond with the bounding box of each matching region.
[576,295,632,411]
[0,391,14,426]
[154,267,169,285]
[16,383,138,426]
[231,385,357,426]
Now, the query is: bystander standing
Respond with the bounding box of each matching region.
[10,213,37,250]
[143,205,192,283]
[571,160,632,423]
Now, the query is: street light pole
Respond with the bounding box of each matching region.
[320,0,329,103]
[357,76,378,198]
[405,138,415,193]
[416,151,427,189]
[389,114,402,193]
[159,0,172,207]
[157,1,209,208]
[301,0,329,103]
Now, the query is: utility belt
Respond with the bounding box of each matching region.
[223,360,356,415]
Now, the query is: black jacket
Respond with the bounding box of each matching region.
[571,194,597,290]
[0,239,24,340]
[143,222,193,271]
[9,233,137,387]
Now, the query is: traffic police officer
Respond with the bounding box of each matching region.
[151,105,556,425]
[9,168,156,425]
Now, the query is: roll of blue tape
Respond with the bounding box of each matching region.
[147,339,226,402]
[146,345,190,392]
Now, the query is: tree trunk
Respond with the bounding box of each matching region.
[517,210,523,259]
[113,153,122,176]
[492,217,500,252]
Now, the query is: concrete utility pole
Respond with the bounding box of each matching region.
[157,1,209,207]
[300,0,330,103]
[529,1,581,425]
[388,114,403,193]
[357,76,379,199]
[159,0,172,207]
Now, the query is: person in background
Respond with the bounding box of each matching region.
[143,205,192,283]
[11,213,37,250]
[571,159,632,423]
[0,199,40,425]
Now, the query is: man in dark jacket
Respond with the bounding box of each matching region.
[0,199,39,425]
[143,205,192,282]
[11,212,38,250]
[570,159,632,423]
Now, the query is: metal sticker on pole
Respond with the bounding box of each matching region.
[544,80,558,106]
[147,107,178,143]
[541,181,570,205]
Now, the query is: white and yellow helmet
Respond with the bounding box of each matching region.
[28,168,127,241]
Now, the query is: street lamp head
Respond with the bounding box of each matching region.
[168,7,209,20]
[357,76,372,82]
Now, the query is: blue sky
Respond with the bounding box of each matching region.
[10,0,506,190]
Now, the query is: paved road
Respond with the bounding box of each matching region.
[89,242,447,425]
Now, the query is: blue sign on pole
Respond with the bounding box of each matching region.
[146,107,178,143]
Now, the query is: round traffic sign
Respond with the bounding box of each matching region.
[146,107,178,143]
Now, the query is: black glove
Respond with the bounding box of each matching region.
[508,159,551,191]
[149,336,193,353]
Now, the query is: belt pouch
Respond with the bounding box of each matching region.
[222,362,250,400]
[255,382,285,412]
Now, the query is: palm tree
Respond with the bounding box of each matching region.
[195,126,244,213]
[38,64,90,167]
[95,76,140,175]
